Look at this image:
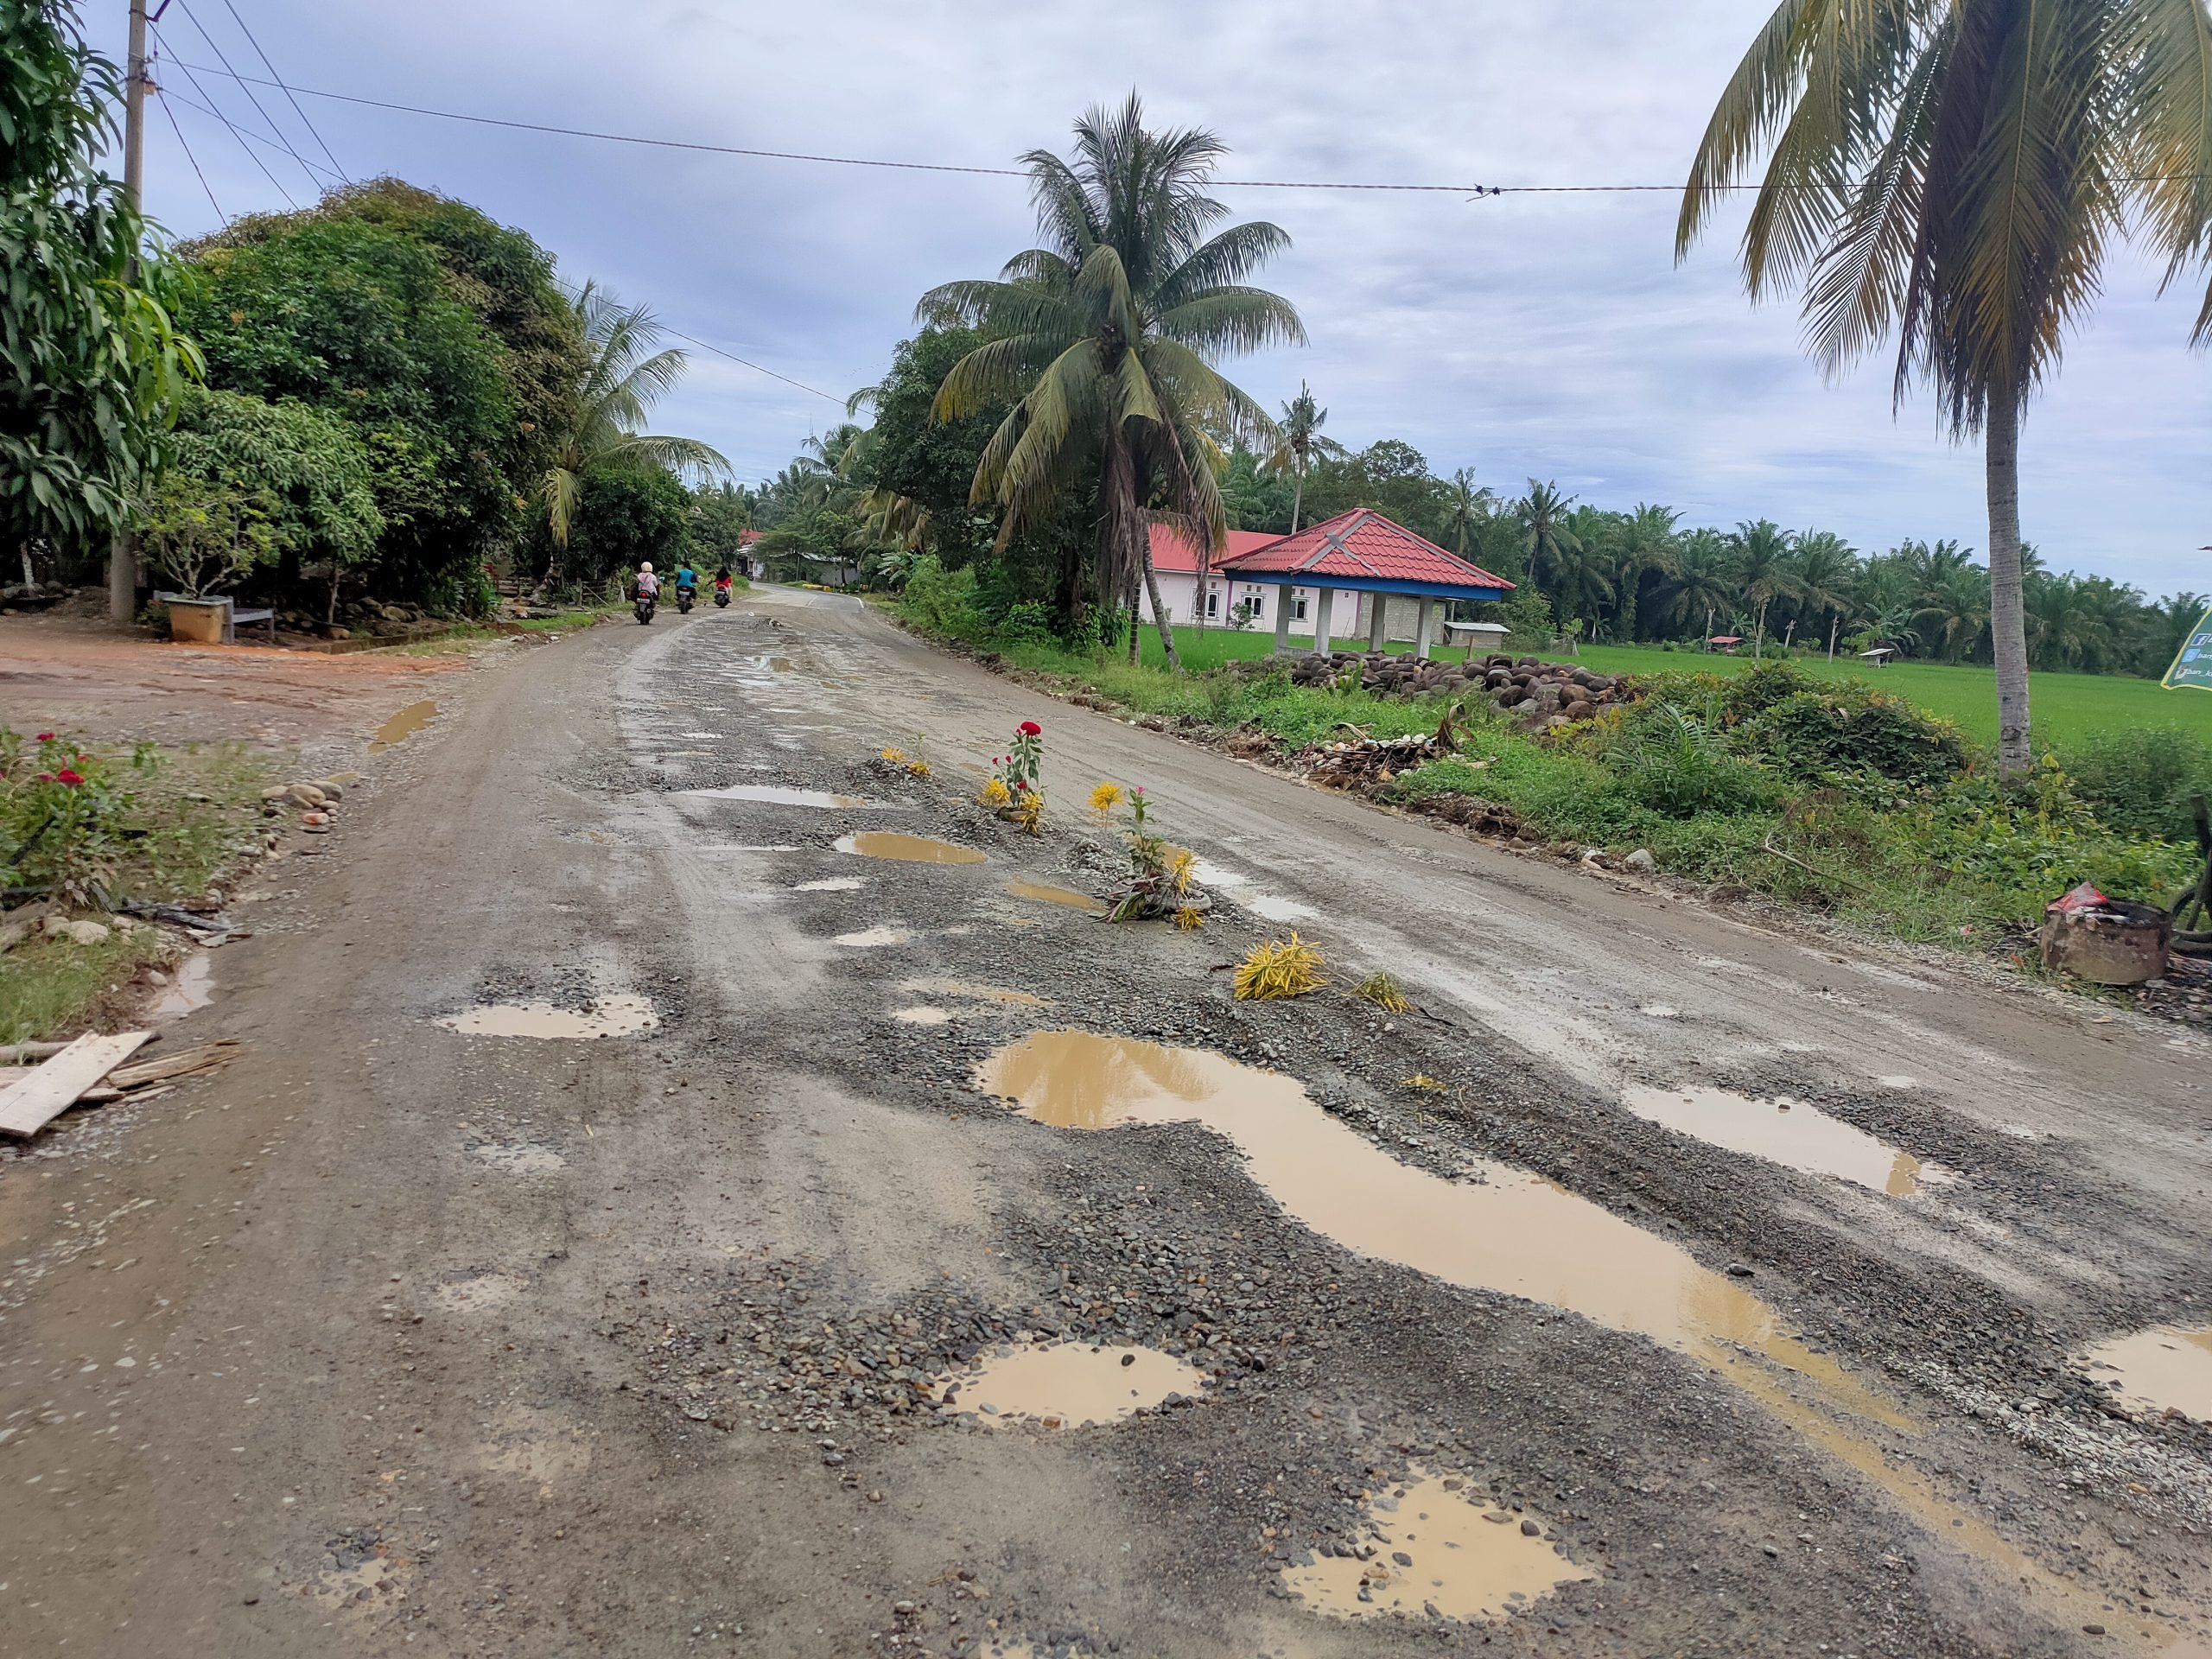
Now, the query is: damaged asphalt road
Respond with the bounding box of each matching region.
[1,586,2208,1658]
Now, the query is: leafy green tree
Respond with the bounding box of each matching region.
[849,328,1007,567]
[1916,563,1993,662]
[156,386,381,618]
[1217,447,1296,533]
[1438,468,1496,561]
[922,94,1306,670]
[685,482,754,570]
[1787,529,1860,655]
[1516,480,1583,614]
[556,465,690,587]
[2,0,200,601]
[1613,503,1682,641]
[536,282,728,562]
[179,215,518,601]
[1680,0,2212,772]
[1262,380,1347,532]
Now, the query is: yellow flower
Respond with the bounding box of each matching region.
[906,760,932,779]
[1173,904,1205,931]
[1088,781,1124,817]
[879,747,907,765]
[1170,847,1196,895]
[979,778,1012,808]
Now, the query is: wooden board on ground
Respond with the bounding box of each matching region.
[0,1031,153,1138]
[104,1040,236,1091]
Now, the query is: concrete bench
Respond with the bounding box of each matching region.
[226,606,276,645]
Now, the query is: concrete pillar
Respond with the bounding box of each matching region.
[1313,587,1335,653]
[1272,585,1292,654]
[1415,596,1436,659]
[1367,592,1389,652]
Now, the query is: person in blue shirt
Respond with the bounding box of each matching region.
[673,561,698,594]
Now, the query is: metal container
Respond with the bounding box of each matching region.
[2040,898,2172,987]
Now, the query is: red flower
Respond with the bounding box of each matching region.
[1013,779,1028,791]
[35,733,54,742]
[54,768,84,786]
[1019,720,1042,737]
[35,772,53,783]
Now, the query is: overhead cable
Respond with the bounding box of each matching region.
[216,0,352,182]
[157,91,227,223]
[170,3,322,194]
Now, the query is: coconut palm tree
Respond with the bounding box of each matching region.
[1614,503,1682,642]
[1263,381,1349,535]
[1679,0,2212,773]
[1787,529,1861,657]
[537,282,730,561]
[1439,467,1495,560]
[1726,518,1800,655]
[922,96,1306,671]
[1667,528,1740,640]
[1916,563,1993,661]
[1517,480,1582,613]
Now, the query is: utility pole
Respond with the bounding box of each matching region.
[107,0,150,624]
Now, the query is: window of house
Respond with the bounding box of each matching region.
[1291,590,1310,622]
[1203,588,1221,619]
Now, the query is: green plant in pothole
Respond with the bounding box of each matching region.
[1094,783,1211,924]
[981,720,1045,832]
[1233,933,1325,1000]
[1351,970,1410,1013]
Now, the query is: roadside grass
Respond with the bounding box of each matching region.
[1127,627,2209,749]
[385,604,619,658]
[0,738,276,1041]
[911,603,2202,961]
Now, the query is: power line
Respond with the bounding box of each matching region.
[550,276,844,404]
[157,90,226,224]
[169,3,321,195]
[164,86,342,183]
[216,0,350,183]
[153,28,298,207]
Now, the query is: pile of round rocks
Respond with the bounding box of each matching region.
[1250,651,1479,699]
[1474,657,1634,727]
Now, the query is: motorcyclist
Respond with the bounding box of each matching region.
[714,565,734,601]
[674,561,698,597]
[633,562,660,602]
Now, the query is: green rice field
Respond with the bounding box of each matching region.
[1132,627,2209,750]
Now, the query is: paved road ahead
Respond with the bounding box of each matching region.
[1,589,2205,1658]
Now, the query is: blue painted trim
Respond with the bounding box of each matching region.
[1219,571,1509,601]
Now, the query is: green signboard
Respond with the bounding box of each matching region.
[2165,604,2212,692]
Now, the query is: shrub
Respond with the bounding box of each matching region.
[899,556,984,637]
[1599,702,1777,817]
[1748,685,1973,789]
[2062,728,2212,843]
[0,732,155,899]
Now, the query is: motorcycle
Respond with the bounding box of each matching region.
[677,586,695,614]
[713,585,731,608]
[633,591,657,626]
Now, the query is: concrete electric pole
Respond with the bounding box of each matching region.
[107,0,150,624]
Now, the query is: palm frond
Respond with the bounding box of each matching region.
[1153,286,1310,356]
[2120,0,2212,341]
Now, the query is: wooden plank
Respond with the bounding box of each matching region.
[104,1040,236,1090]
[0,1032,153,1138]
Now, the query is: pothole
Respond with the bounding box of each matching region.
[902,979,1048,1007]
[1245,893,1319,922]
[2074,1325,2212,1421]
[431,1273,524,1313]
[975,1032,1900,1419]
[795,877,867,892]
[437,995,658,1039]
[151,953,213,1018]
[683,785,870,808]
[469,1142,566,1174]
[1278,1466,1592,1623]
[936,1343,1204,1427]
[893,1006,954,1026]
[1005,879,1105,913]
[1622,1084,1950,1197]
[369,699,439,752]
[836,831,988,864]
[834,925,912,949]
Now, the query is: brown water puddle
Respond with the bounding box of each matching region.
[1278,1467,1592,1623]
[938,1344,1202,1427]
[151,953,213,1019]
[976,1033,1897,1418]
[902,978,1048,1007]
[769,656,796,671]
[369,699,439,753]
[1005,879,1105,914]
[1624,1084,1944,1197]
[687,785,869,808]
[978,1032,2196,1649]
[836,832,987,864]
[437,995,658,1039]
[2075,1325,2212,1422]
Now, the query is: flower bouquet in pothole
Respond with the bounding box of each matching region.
[978,720,1046,835]
[1091,783,1212,926]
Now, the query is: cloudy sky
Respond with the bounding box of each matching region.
[105,0,2209,594]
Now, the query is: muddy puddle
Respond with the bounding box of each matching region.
[902,978,1047,1007]
[1186,855,1319,922]
[938,1343,1203,1427]
[1278,1467,1592,1623]
[1623,1084,1947,1197]
[836,831,987,864]
[1005,879,1105,913]
[976,1032,1897,1414]
[684,784,870,809]
[893,1006,954,1026]
[834,925,911,949]
[368,700,439,753]
[151,954,213,1018]
[437,995,658,1039]
[2075,1325,2212,1422]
